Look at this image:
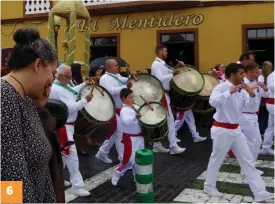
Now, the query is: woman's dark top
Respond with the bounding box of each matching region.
[1,80,56,203]
[36,104,65,203]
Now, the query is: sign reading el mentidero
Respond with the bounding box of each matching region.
[77,11,204,32]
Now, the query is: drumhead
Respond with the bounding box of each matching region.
[199,74,220,96]
[139,102,167,126]
[79,84,115,122]
[128,73,164,106]
[172,65,204,93]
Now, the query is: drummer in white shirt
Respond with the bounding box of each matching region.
[203,63,273,202]
[95,59,133,163]
[151,45,185,155]
[111,88,144,186]
[49,64,94,197]
[239,62,269,176]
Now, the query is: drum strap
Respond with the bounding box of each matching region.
[106,73,126,85]
[54,81,79,96]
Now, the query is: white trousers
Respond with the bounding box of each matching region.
[115,136,144,179]
[98,113,124,161]
[174,109,200,138]
[262,104,274,150]
[204,126,266,197]
[239,113,262,164]
[62,125,85,189]
[154,93,178,149]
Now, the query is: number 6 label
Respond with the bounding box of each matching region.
[0,181,22,203]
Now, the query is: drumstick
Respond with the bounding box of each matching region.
[131,73,138,81]
[140,95,154,111]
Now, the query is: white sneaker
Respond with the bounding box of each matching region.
[64,180,71,187]
[193,136,207,143]
[73,188,90,197]
[170,146,186,155]
[259,148,274,156]
[95,152,112,163]
[254,192,274,202]
[153,145,170,153]
[111,175,120,186]
[204,187,222,197]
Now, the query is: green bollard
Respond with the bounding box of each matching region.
[135,149,154,203]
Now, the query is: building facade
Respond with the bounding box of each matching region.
[1,1,274,72]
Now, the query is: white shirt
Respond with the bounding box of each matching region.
[267,71,274,98]
[49,80,87,123]
[210,80,257,124]
[242,77,269,113]
[99,72,128,109]
[151,57,173,90]
[120,104,142,134]
[258,75,265,83]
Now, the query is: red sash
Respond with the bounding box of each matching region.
[106,108,121,140]
[161,90,169,113]
[56,126,70,155]
[117,132,142,172]
[213,121,239,129]
[177,112,185,120]
[267,98,274,105]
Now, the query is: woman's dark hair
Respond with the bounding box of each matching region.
[71,63,83,85]
[225,63,244,79]
[8,28,57,70]
[89,66,105,77]
[120,88,133,101]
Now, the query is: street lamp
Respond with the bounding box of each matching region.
[54,15,61,52]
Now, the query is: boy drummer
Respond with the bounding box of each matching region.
[111,88,144,186]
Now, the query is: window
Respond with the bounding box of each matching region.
[90,35,119,61]
[158,30,197,66]
[247,28,274,39]
[24,0,51,15]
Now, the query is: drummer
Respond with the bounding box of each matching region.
[95,59,133,164]
[151,45,185,155]
[174,109,207,143]
[49,64,94,197]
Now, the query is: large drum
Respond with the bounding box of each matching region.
[128,73,164,106]
[74,84,115,137]
[193,73,219,113]
[170,65,205,112]
[138,102,168,142]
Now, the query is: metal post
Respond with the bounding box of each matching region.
[135,149,154,203]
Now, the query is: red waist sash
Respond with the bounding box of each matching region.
[213,121,239,129]
[106,108,121,140]
[267,98,274,105]
[161,89,169,113]
[56,126,70,155]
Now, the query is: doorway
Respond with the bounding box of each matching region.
[242,25,274,66]
[157,29,199,68]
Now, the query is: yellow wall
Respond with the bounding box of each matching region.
[1,2,274,72]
